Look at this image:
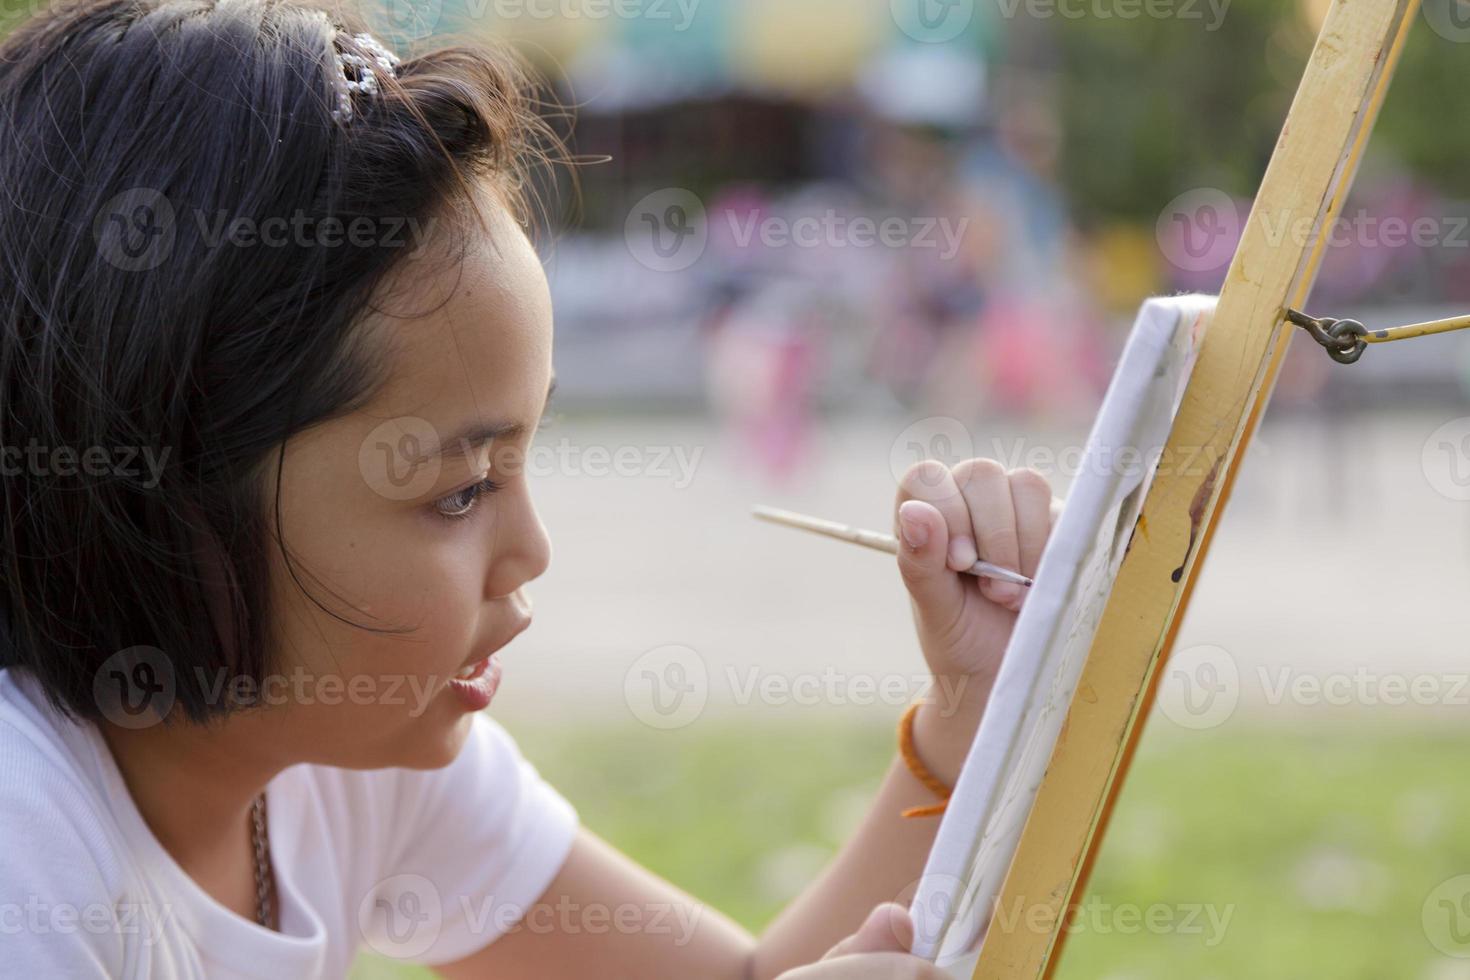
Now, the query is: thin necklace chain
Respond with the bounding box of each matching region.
[249,792,275,930]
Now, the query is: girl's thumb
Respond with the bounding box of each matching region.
[821,903,916,960]
[895,500,961,620]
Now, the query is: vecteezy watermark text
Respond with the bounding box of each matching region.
[0,898,175,947]
[0,440,170,488]
[723,210,971,263]
[466,0,700,29]
[622,643,974,730]
[93,647,456,729]
[994,0,1230,30]
[359,873,706,960]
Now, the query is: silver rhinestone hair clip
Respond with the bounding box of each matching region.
[331,32,401,124]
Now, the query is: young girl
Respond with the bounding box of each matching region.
[0,2,1056,977]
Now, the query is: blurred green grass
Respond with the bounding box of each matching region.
[351,721,1470,979]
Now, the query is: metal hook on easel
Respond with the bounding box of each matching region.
[1287,308,1470,364]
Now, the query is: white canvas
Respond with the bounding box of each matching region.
[908,294,1216,973]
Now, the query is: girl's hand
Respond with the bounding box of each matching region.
[775,904,949,980]
[893,459,1057,684]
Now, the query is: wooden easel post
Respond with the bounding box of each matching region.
[972,2,1423,976]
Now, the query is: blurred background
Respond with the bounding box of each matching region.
[15,0,1468,974]
[350,0,1470,976]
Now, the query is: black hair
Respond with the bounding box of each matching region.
[0,0,564,724]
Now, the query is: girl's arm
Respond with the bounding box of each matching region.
[433,822,957,980]
[751,680,990,974]
[436,457,1052,979]
[435,827,757,979]
[752,473,1064,963]
[758,459,1059,970]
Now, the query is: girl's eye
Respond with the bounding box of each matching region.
[433,477,503,522]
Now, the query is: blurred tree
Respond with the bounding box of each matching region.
[1049,0,1306,226]
[1376,6,1470,198]
[1047,0,1470,226]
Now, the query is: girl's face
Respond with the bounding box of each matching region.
[253,194,554,770]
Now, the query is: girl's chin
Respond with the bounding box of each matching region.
[392,707,478,770]
[324,703,477,771]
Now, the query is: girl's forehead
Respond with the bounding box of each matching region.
[369,204,554,412]
[277,208,554,501]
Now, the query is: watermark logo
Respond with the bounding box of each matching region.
[94,188,176,272]
[624,644,708,729]
[889,416,976,491]
[1156,646,1470,729]
[891,0,975,43]
[93,646,176,729]
[191,667,445,717]
[1160,189,1470,276]
[359,416,443,501]
[1424,875,1470,957]
[360,874,443,959]
[1423,0,1470,43]
[625,188,708,272]
[623,652,972,731]
[1155,643,1239,730]
[1156,188,1240,274]
[903,871,968,951]
[1423,417,1470,501]
[98,194,440,266]
[366,0,443,43]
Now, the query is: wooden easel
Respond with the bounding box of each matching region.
[971,2,1423,976]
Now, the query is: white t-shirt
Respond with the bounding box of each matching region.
[0,667,579,979]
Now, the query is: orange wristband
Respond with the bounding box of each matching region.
[898,701,952,818]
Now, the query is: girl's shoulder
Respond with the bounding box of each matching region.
[0,668,131,873]
[303,712,582,965]
[0,669,133,975]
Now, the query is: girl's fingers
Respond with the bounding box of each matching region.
[951,458,1021,607]
[895,460,980,571]
[1010,468,1053,606]
[894,500,963,629]
[894,459,1057,617]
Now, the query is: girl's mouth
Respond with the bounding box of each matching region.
[446,612,528,711]
[455,658,489,681]
[447,655,501,711]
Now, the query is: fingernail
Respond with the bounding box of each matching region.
[899,509,929,550]
[947,536,978,570]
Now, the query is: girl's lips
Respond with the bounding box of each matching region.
[447,655,501,711]
[445,614,529,711]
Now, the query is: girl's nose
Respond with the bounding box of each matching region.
[486,486,551,599]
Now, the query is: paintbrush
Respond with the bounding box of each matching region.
[752,504,1034,589]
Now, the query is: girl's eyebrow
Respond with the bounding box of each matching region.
[427,375,557,462]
